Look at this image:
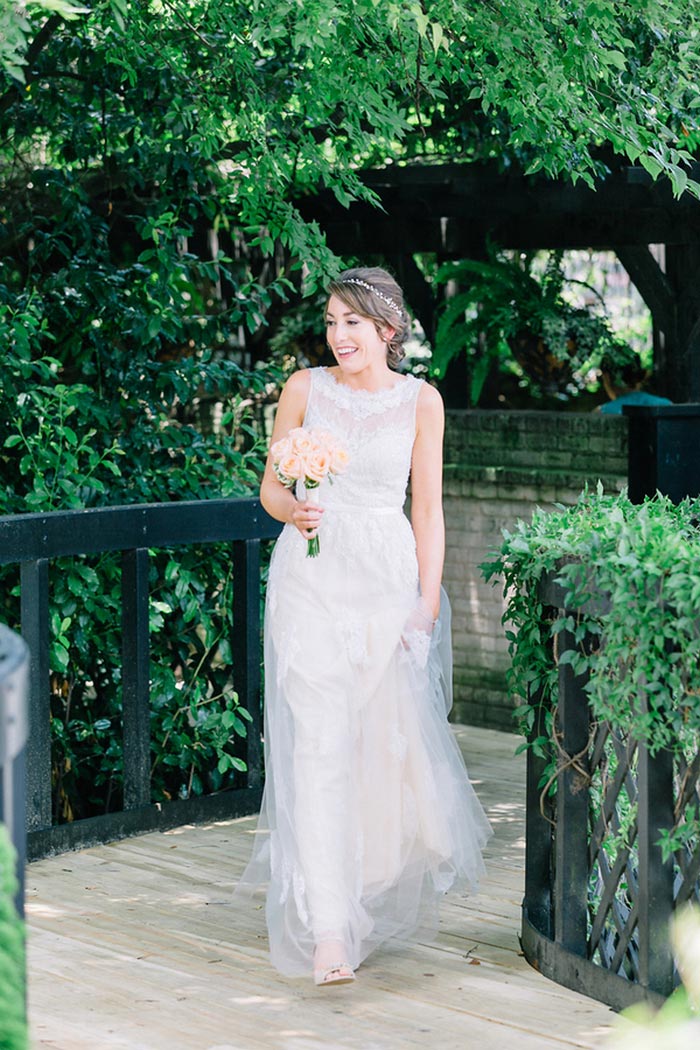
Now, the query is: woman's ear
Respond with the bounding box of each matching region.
[381,327,396,343]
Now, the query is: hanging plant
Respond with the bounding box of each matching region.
[432,246,625,405]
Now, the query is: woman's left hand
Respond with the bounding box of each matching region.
[400,597,437,669]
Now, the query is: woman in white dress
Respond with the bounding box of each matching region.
[237,267,492,986]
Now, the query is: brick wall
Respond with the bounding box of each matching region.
[443,411,628,729]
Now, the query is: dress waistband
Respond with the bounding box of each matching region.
[326,502,403,515]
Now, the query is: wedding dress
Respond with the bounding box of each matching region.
[237,367,492,976]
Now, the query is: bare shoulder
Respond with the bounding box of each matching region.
[416,380,444,428]
[269,369,312,439]
[283,368,312,398]
[279,368,312,411]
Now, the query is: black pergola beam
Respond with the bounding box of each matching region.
[301,162,700,255]
[614,247,675,335]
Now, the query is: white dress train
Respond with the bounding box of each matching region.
[237,367,492,976]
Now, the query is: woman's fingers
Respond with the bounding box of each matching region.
[292,501,323,538]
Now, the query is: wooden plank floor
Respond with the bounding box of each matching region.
[26,727,614,1049]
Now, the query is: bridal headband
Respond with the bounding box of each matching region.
[338,278,402,316]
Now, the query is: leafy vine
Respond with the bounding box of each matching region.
[482,484,700,857]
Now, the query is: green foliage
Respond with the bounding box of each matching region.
[0,287,274,816]
[0,825,26,1050]
[483,486,700,750]
[432,247,623,404]
[0,1,86,84]
[482,485,700,858]
[42,544,261,820]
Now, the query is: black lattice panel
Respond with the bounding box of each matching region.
[673,745,700,907]
[587,723,641,981]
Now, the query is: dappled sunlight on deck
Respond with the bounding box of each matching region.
[26,727,614,1050]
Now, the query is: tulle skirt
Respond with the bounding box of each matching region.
[236,508,492,977]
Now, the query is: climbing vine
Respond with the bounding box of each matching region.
[482,486,700,858]
[483,485,700,751]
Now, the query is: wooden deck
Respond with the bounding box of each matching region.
[26,727,614,1049]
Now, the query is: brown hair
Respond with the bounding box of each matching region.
[327,267,410,368]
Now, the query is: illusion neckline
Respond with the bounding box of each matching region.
[320,367,413,397]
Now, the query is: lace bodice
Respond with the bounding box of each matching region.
[303,368,422,510]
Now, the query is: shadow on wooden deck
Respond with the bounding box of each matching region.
[26,727,614,1050]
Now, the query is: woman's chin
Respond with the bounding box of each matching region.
[335,352,361,370]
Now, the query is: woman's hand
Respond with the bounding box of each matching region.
[291,499,324,541]
[401,596,437,669]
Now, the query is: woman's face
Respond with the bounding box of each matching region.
[325,294,391,376]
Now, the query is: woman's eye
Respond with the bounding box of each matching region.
[325,320,334,326]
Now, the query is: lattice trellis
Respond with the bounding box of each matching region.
[522,580,700,1008]
[587,724,640,982]
[673,745,700,907]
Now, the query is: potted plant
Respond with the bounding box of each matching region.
[432,245,622,405]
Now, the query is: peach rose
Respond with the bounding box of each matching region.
[329,447,349,474]
[270,436,292,460]
[305,449,331,484]
[288,427,320,456]
[310,429,335,447]
[275,452,305,484]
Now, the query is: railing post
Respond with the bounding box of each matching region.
[637,740,675,996]
[554,623,591,957]
[20,559,51,831]
[524,681,554,939]
[122,549,151,809]
[232,539,263,789]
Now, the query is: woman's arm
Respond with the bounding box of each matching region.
[260,370,324,541]
[410,383,446,621]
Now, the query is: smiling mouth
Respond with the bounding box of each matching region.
[337,347,357,357]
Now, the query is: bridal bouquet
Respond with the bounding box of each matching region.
[270,427,349,557]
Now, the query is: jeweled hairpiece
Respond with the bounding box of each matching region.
[338,277,401,315]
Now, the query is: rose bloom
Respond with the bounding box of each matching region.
[288,427,320,456]
[270,436,292,460]
[276,452,306,484]
[310,429,335,448]
[305,449,331,484]
[330,447,349,474]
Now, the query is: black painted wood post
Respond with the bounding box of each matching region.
[554,624,591,957]
[122,549,151,810]
[524,682,554,940]
[20,559,51,831]
[232,539,263,789]
[637,740,676,997]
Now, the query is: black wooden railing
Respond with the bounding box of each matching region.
[0,498,281,860]
[521,572,700,1011]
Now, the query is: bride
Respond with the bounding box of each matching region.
[237,266,492,986]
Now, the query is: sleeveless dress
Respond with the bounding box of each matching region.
[237,367,492,977]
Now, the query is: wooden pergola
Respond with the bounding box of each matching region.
[300,160,700,404]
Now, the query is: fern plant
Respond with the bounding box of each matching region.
[432,246,620,405]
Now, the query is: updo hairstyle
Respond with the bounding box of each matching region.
[327,267,410,369]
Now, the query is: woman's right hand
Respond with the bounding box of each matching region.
[290,499,324,541]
